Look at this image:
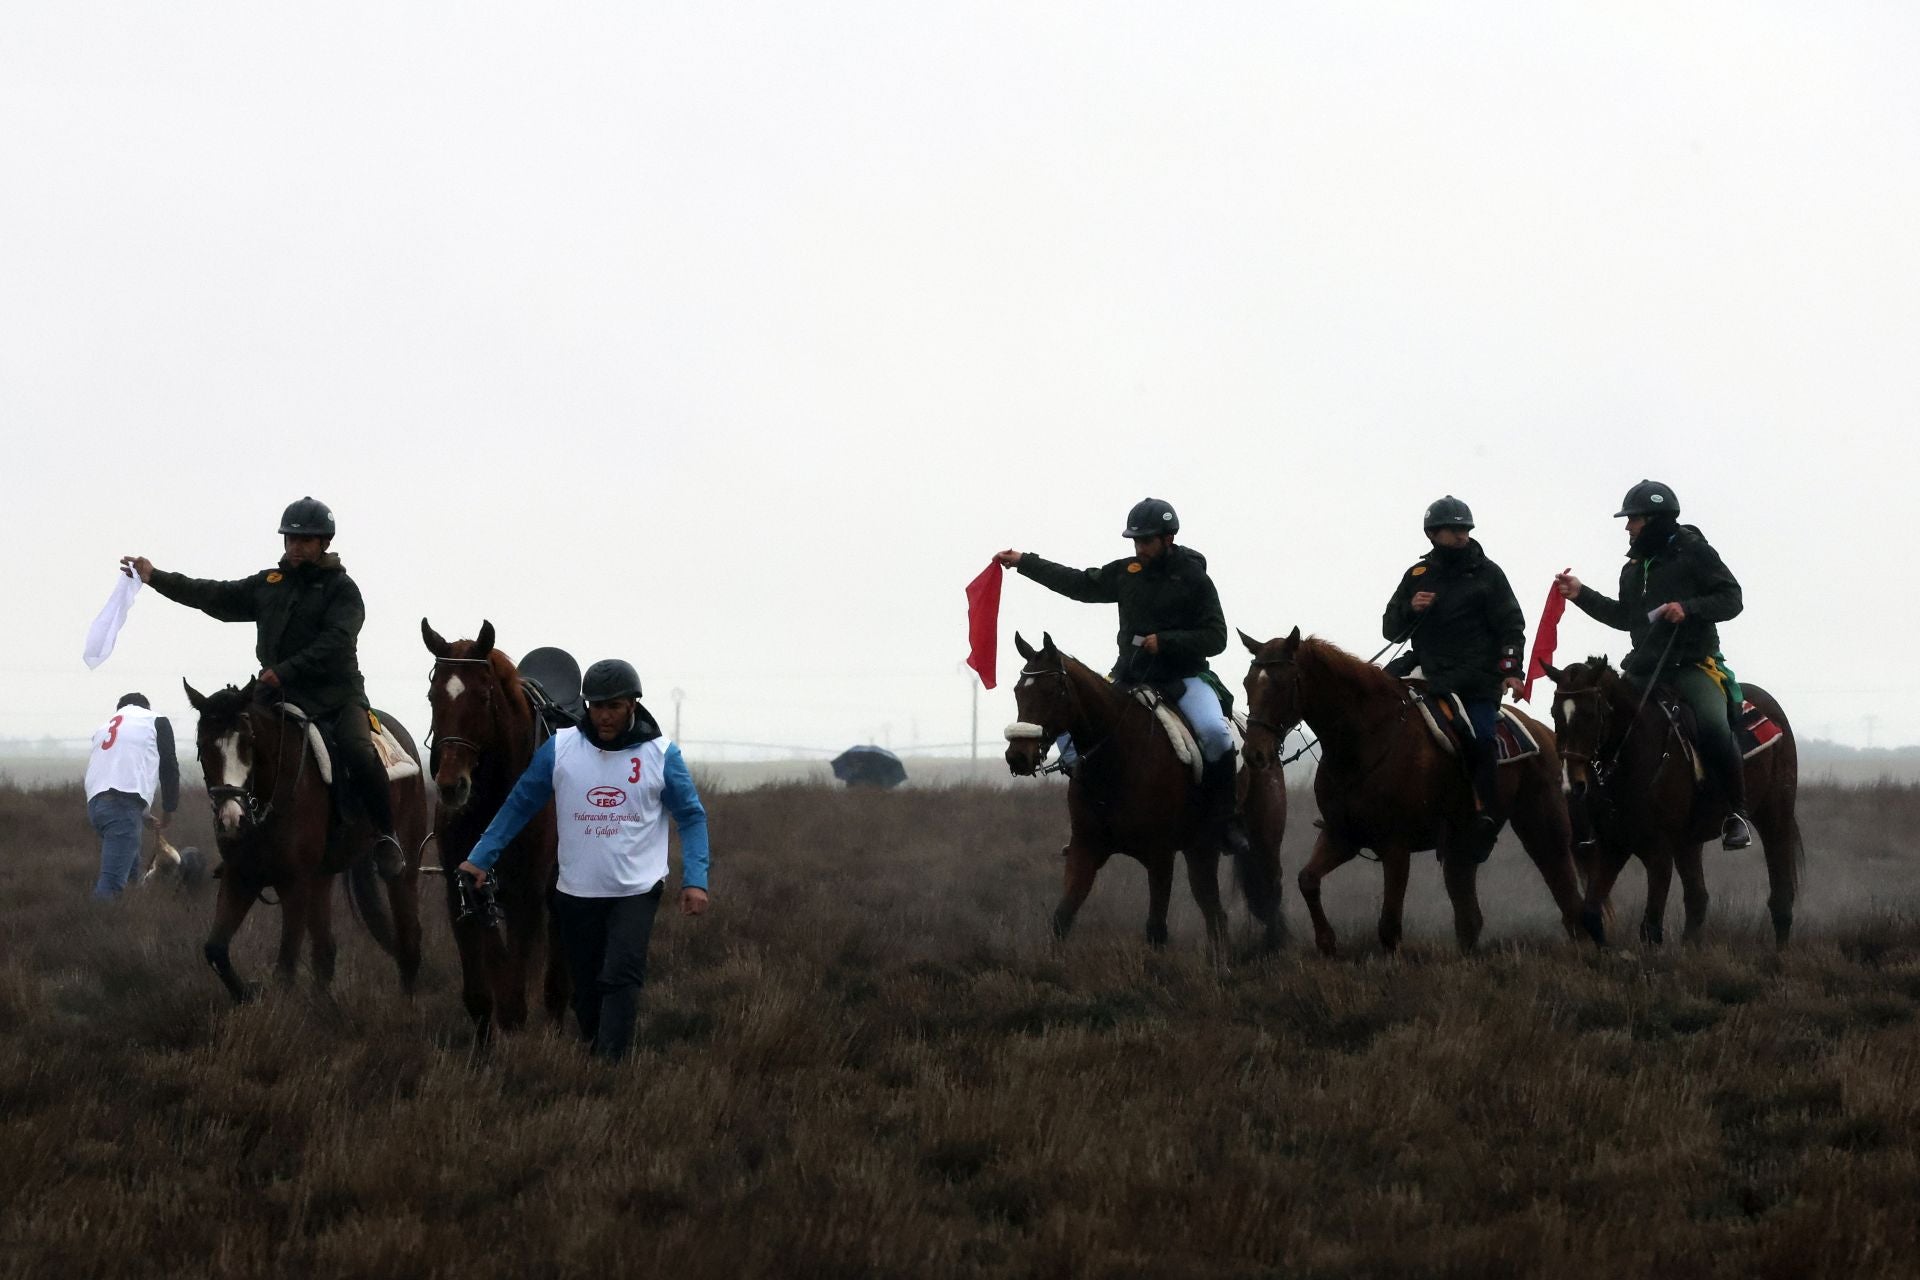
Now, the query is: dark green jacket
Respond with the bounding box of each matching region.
[1016,544,1226,684]
[1382,539,1525,700]
[1572,524,1742,678]
[149,554,370,714]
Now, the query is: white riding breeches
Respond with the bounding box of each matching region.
[1177,677,1234,764]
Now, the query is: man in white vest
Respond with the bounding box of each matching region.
[83,692,180,899]
[459,658,710,1061]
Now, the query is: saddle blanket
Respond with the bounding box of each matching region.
[1413,692,1541,764]
[1734,700,1784,760]
[281,706,421,785]
[1129,686,1244,784]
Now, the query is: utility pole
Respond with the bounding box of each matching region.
[971,679,980,762]
[671,688,685,743]
[1864,715,1878,749]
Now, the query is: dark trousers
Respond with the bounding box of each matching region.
[553,886,663,1060]
[328,704,394,833]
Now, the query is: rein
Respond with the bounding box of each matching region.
[204,702,310,832]
[425,655,499,764]
[1248,635,1411,766]
[1018,662,1117,776]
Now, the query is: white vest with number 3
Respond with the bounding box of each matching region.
[552,728,670,898]
[85,706,163,807]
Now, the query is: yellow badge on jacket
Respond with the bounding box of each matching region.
[1409,566,1427,577]
[266,572,284,584]
[1127,562,1143,574]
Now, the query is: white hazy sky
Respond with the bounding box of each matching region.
[4,3,1916,756]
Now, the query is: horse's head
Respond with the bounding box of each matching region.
[1004,632,1073,776]
[185,677,260,835]
[1239,627,1303,769]
[1543,656,1623,794]
[422,617,501,812]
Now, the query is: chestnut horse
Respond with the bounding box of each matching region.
[422,619,566,1041]
[184,680,427,1001]
[1238,629,1594,955]
[1004,632,1286,959]
[1544,657,1803,948]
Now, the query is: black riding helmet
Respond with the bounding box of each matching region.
[278,496,336,538]
[1614,479,1680,518]
[1123,497,1179,539]
[581,658,643,703]
[1422,495,1475,531]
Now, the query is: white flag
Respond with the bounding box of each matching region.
[84,572,143,669]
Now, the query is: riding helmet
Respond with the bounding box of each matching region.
[1614,479,1680,518]
[278,496,336,538]
[1422,495,1475,531]
[1123,497,1180,539]
[582,658,643,703]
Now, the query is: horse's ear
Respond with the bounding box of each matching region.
[184,679,206,712]
[474,620,495,659]
[1542,662,1565,685]
[422,618,449,657]
[1014,632,1036,662]
[240,676,258,700]
[1041,631,1057,654]
[1238,629,1262,656]
[1282,626,1302,656]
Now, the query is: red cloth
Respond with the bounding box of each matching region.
[965,562,1003,689]
[1523,569,1570,702]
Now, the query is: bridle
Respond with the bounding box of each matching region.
[426,655,498,766]
[201,703,306,831]
[1244,652,1303,746]
[1011,659,1113,774]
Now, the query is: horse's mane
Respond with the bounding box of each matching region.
[1297,636,1405,701]
[485,647,529,710]
[198,684,256,726]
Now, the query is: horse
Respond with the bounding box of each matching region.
[422,619,566,1041]
[1238,629,1595,955]
[1003,632,1286,960]
[183,679,427,1001]
[1543,657,1803,948]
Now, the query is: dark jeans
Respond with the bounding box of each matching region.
[88,790,147,899]
[327,704,394,833]
[553,886,663,1060]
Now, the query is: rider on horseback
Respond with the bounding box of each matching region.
[1381,496,1526,860]
[995,498,1249,859]
[119,496,407,878]
[1553,480,1752,850]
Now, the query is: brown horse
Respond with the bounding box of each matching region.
[1238,629,1595,955]
[1004,632,1286,959]
[422,619,566,1041]
[184,680,427,1001]
[1544,657,1803,948]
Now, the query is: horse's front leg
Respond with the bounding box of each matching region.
[1439,844,1486,953]
[1051,841,1104,941]
[1676,842,1710,945]
[1143,856,1173,949]
[273,878,311,986]
[309,874,339,988]
[1298,828,1360,957]
[1579,843,1633,949]
[1639,845,1675,947]
[204,873,259,1003]
[1183,849,1229,968]
[1377,847,1411,953]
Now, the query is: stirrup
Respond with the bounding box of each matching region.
[370,833,407,879]
[1720,811,1753,851]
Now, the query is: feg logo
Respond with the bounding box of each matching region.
[586,786,627,809]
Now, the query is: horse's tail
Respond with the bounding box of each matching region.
[1232,831,1281,919]
[344,857,400,956]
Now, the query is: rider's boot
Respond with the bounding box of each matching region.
[349,750,408,879]
[1702,735,1753,850]
[1202,751,1251,859]
[1464,738,1504,864]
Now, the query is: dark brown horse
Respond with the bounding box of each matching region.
[1004,632,1286,959]
[184,680,427,1001]
[1544,657,1803,948]
[1238,629,1594,955]
[422,619,566,1040]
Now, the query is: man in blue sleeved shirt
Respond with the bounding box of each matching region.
[460,658,709,1060]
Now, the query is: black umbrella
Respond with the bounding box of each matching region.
[831,744,907,789]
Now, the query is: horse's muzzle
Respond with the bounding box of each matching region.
[435,770,473,813]
[1005,743,1043,777]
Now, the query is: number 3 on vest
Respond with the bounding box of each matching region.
[628,757,642,783]
[102,715,124,750]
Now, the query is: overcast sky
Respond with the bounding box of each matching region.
[4,3,1916,757]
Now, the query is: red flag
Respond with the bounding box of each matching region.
[965,562,1003,689]
[1523,568,1570,701]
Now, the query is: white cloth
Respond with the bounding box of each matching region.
[84,705,162,807]
[83,573,143,669]
[552,728,671,898]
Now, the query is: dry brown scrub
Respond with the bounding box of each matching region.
[1,778,1917,1278]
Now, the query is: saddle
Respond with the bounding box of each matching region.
[277,704,421,791]
[1409,688,1541,764]
[1652,694,1784,782]
[1122,682,1245,784]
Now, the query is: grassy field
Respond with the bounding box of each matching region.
[2,778,1917,1278]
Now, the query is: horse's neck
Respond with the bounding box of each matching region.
[1063,663,1123,744]
[1299,651,1407,762]
[484,678,538,779]
[249,707,306,801]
